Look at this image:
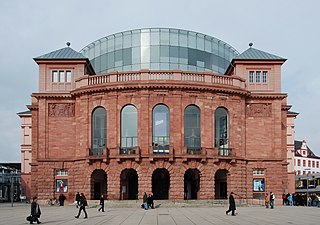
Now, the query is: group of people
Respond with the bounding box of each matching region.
[142,192,154,210]
[281,192,320,207]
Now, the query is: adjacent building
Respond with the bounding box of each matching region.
[20,28,292,203]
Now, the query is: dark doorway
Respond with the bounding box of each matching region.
[120,169,138,200]
[91,169,107,200]
[184,169,200,200]
[215,169,228,199]
[152,168,170,200]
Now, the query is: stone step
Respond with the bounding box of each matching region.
[84,199,261,208]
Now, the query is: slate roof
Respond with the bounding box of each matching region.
[295,140,320,158]
[34,47,87,60]
[234,47,286,61]
[287,111,299,115]
[17,110,31,115]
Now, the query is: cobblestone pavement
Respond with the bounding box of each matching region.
[0,203,319,225]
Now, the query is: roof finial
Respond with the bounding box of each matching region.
[249,42,253,48]
[66,42,71,47]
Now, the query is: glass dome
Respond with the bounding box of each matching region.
[80,28,239,74]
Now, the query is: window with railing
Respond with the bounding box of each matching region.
[184,105,201,154]
[214,107,230,156]
[152,104,170,154]
[91,107,107,156]
[121,105,138,154]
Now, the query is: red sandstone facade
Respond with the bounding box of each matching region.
[23,46,292,204]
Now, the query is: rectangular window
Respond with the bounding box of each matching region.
[312,161,315,168]
[253,169,264,175]
[253,178,265,192]
[262,71,267,83]
[256,71,261,82]
[52,71,59,82]
[56,169,68,176]
[56,179,68,193]
[66,71,71,82]
[308,161,311,167]
[59,71,65,82]
[303,160,306,167]
[249,71,254,83]
[297,159,300,166]
[317,162,319,168]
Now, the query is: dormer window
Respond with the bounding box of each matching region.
[249,71,268,83]
[52,70,72,83]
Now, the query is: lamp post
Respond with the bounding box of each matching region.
[10,174,14,207]
[305,168,311,207]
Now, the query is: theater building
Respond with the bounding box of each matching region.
[21,28,291,202]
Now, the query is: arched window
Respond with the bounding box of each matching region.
[121,105,138,154]
[152,104,170,153]
[184,105,201,153]
[214,107,229,155]
[92,107,107,155]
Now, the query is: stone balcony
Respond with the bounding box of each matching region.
[75,70,246,91]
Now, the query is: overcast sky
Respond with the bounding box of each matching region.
[1,0,319,162]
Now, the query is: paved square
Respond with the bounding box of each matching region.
[0,203,319,225]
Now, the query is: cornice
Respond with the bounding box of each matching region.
[32,93,74,99]
[248,93,287,100]
[71,82,250,97]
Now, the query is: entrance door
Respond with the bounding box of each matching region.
[120,169,138,200]
[215,169,228,199]
[152,169,170,200]
[184,169,200,200]
[91,169,107,200]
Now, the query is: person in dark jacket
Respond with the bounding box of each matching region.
[98,195,105,212]
[147,194,154,209]
[59,194,66,206]
[226,192,236,216]
[30,196,41,224]
[75,193,88,219]
[75,192,81,208]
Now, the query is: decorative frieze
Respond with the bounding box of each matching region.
[48,103,75,117]
[247,103,271,117]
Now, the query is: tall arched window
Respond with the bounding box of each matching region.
[184,105,201,153]
[214,107,229,155]
[92,107,107,155]
[152,104,170,153]
[121,105,138,154]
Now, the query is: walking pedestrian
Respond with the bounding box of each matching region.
[270,192,275,209]
[75,193,88,219]
[75,192,81,208]
[265,193,270,208]
[29,196,41,224]
[226,192,236,216]
[98,195,105,212]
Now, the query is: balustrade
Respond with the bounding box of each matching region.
[84,70,245,89]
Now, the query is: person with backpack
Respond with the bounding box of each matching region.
[75,193,88,219]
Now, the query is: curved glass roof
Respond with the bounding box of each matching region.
[80,28,239,74]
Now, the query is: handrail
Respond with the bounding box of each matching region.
[84,70,246,89]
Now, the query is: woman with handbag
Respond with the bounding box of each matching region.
[29,196,41,224]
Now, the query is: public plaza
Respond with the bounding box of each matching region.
[0,202,319,225]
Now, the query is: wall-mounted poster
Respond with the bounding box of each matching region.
[253,178,265,192]
[56,179,68,193]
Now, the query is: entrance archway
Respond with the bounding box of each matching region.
[215,169,228,199]
[152,168,170,200]
[184,169,200,200]
[120,169,138,200]
[91,169,107,200]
